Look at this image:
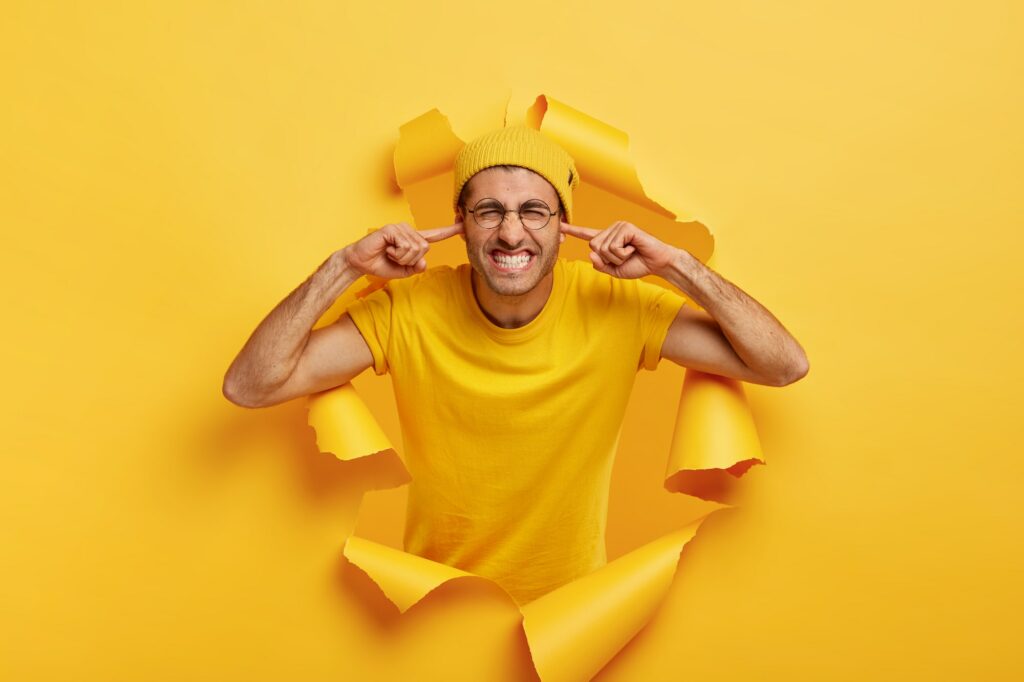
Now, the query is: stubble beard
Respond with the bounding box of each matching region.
[467,241,559,298]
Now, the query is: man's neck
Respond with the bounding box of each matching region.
[470,270,555,329]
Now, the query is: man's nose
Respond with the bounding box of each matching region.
[497,210,528,244]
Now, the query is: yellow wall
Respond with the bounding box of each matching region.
[3,1,1021,679]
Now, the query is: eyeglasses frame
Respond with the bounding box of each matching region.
[464,197,559,231]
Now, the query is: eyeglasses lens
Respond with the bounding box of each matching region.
[474,202,551,230]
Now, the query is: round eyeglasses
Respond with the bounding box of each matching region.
[466,198,558,230]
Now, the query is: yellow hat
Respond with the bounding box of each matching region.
[452,125,581,223]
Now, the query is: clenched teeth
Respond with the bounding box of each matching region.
[495,254,530,267]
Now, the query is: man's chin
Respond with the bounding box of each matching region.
[480,271,540,297]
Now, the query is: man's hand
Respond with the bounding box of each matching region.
[560,220,679,279]
[343,221,464,280]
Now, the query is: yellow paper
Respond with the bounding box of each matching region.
[307,94,764,682]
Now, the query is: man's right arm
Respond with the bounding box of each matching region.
[222,221,462,409]
[222,251,372,408]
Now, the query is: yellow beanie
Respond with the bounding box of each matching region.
[452,125,581,223]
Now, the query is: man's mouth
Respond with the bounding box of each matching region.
[488,249,535,273]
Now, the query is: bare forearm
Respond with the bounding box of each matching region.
[661,249,808,384]
[223,249,361,403]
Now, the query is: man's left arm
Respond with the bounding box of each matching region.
[562,220,810,387]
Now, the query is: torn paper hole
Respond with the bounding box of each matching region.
[307,94,765,682]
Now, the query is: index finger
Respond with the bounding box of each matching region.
[419,221,464,242]
[560,221,601,240]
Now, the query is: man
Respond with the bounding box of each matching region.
[223,125,809,605]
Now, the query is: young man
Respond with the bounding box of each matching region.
[223,125,809,604]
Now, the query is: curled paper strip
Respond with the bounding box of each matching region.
[308,95,765,682]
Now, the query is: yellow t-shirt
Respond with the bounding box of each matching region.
[345,257,686,605]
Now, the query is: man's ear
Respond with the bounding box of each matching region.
[455,209,467,241]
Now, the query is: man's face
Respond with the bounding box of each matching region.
[456,166,565,297]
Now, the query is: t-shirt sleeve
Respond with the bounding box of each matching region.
[636,279,687,371]
[344,284,394,376]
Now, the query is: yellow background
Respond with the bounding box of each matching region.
[3,1,1022,679]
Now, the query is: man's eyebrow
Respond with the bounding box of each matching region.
[471,197,555,208]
